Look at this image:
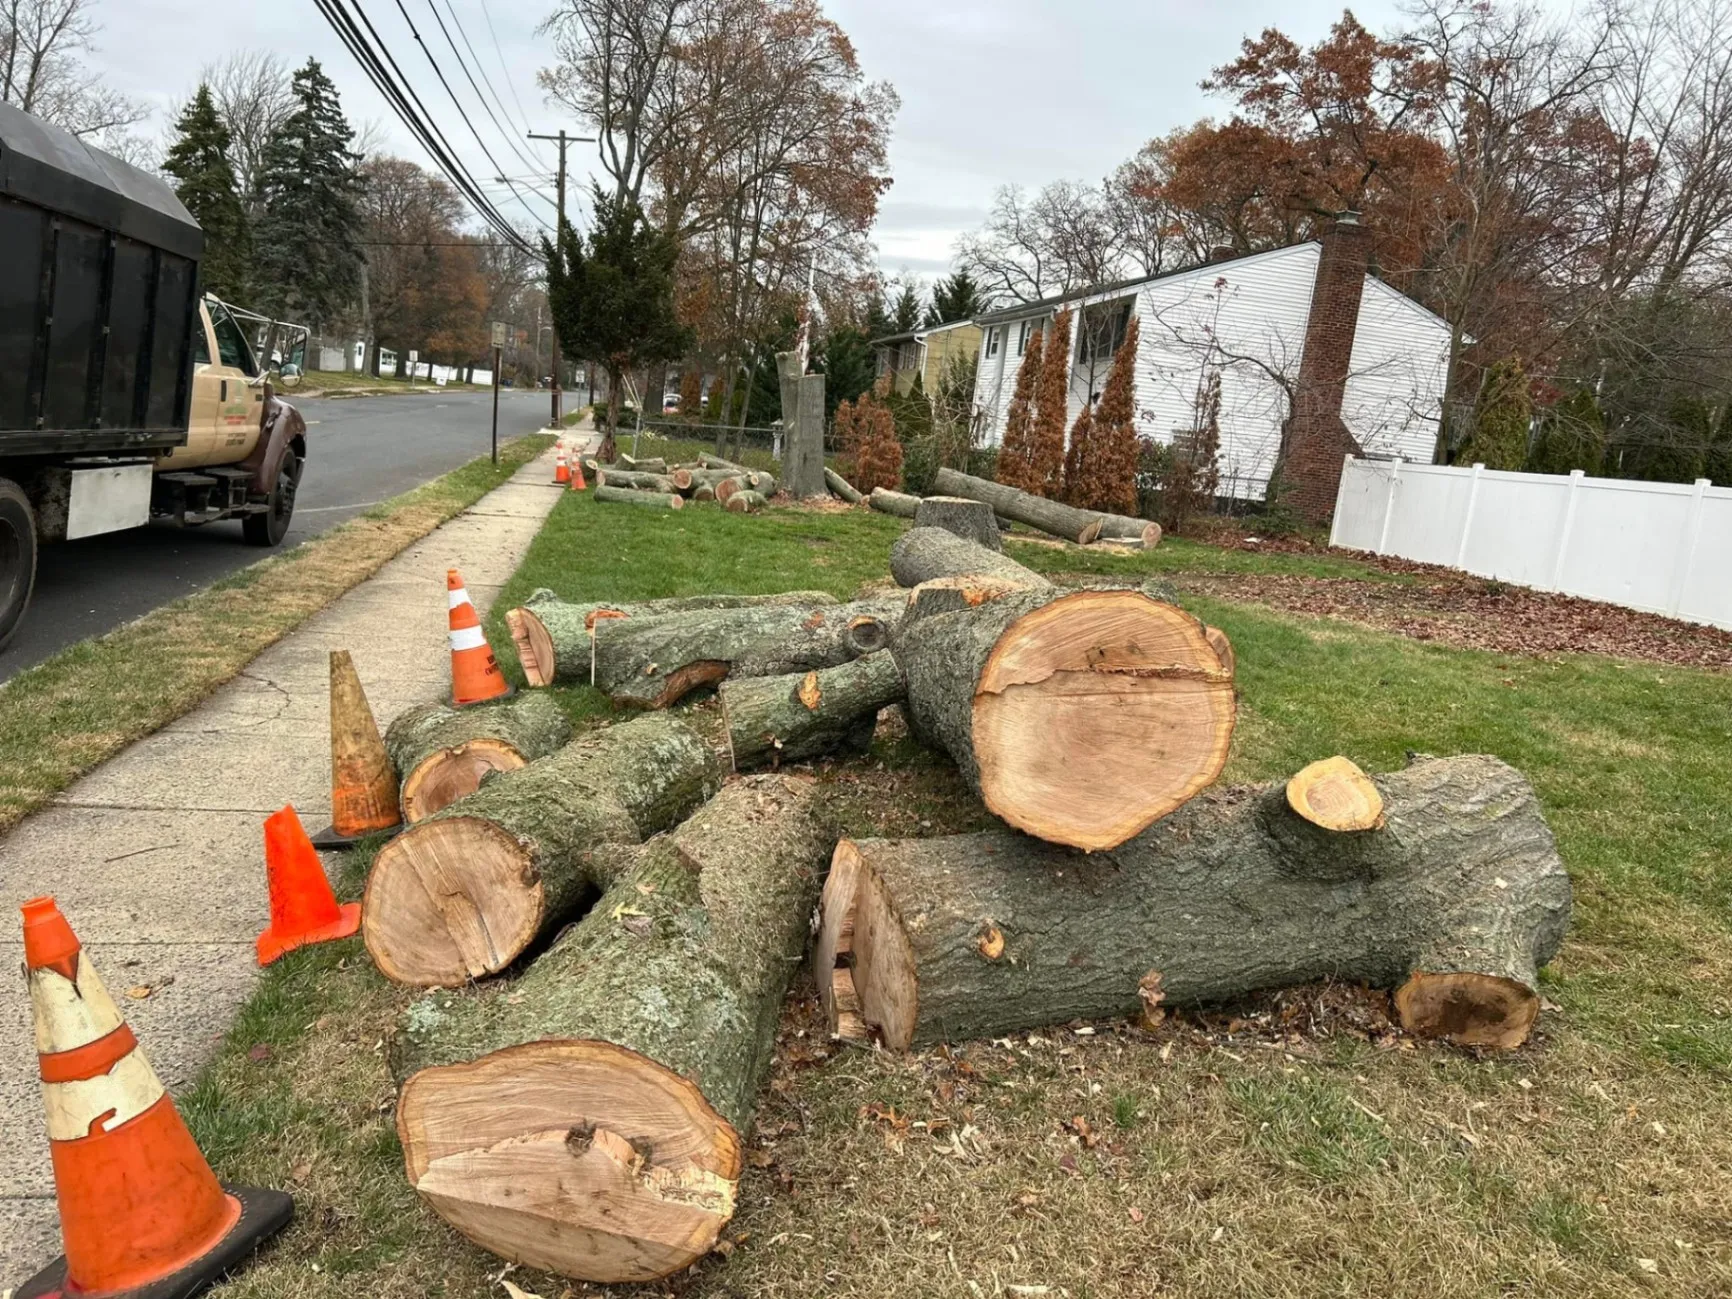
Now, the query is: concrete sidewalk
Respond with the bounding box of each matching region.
[0,440,575,1279]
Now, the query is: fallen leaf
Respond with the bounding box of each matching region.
[747,1149,775,1168]
[248,1044,272,1063]
[1635,1258,1660,1274]
[125,986,152,1000]
[290,1161,313,1181]
[1128,1206,1144,1224]
[501,1281,546,1299]
[1138,970,1167,1030]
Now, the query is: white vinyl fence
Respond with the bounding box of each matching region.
[1330,457,1732,632]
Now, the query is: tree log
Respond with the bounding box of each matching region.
[597,469,679,493]
[362,714,720,986]
[699,453,746,472]
[394,775,832,1283]
[692,484,716,503]
[914,496,1003,550]
[713,475,751,504]
[384,694,573,823]
[615,454,667,474]
[825,467,864,503]
[1092,513,1162,548]
[724,490,768,514]
[721,652,906,769]
[930,467,1105,544]
[813,755,1570,1052]
[889,526,1050,589]
[728,596,902,677]
[893,587,1234,849]
[868,487,920,517]
[594,484,683,510]
[506,590,840,688]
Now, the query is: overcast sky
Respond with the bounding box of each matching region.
[96,0,1416,282]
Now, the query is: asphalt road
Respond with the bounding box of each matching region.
[0,389,554,682]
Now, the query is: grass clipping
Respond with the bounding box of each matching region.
[0,435,553,831]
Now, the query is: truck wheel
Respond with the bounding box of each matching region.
[244,450,300,547]
[0,477,38,652]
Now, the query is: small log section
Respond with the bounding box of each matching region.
[699,453,746,471]
[384,693,573,823]
[1287,755,1385,831]
[363,713,720,987]
[394,775,833,1283]
[814,755,1571,1052]
[930,467,1105,544]
[914,496,1002,551]
[727,596,902,678]
[724,490,767,514]
[721,652,906,769]
[895,586,1234,850]
[506,589,838,688]
[597,469,679,493]
[889,527,1050,590]
[594,484,683,510]
[615,454,667,474]
[868,487,920,518]
[825,467,864,503]
[1092,513,1162,549]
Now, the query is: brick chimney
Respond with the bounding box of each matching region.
[1279,212,1370,523]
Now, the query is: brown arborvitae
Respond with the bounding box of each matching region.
[1075,317,1140,515]
[853,394,904,492]
[1028,307,1073,498]
[994,326,1043,493]
[1060,403,1095,504]
[832,399,860,477]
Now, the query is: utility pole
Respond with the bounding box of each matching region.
[527,128,595,430]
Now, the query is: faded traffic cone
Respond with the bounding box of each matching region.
[15,898,292,1299]
[257,805,363,965]
[554,440,571,485]
[448,568,511,706]
[310,650,402,850]
[569,455,587,491]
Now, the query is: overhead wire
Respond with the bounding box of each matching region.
[477,0,534,134]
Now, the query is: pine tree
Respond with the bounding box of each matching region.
[1525,388,1605,476]
[163,85,251,302]
[1162,367,1221,534]
[253,60,364,326]
[1027,307,1073,498]
[994,326,1044,492]
[925,269,985,326]
[1458,358,1532,470]
[817,324,875,417]
[1070,317,1140,514]
[891,282,922,333]
[853,393,903,492]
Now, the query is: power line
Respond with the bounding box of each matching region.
[477,0,533,134]
[434,0,541,172]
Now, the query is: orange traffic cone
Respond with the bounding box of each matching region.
[311,650,402,850]
[569,455,587,491]
[16,898,292,1299]
[257,805,363,965]
[448,568,511,706]
[554,440,571,485]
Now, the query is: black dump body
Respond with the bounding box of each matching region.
[0,102,202,457]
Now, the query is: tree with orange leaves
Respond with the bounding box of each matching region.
[1067,317,1140,514]
[1061,403,1095,504]
[1026,307,1073,498]
[851,392,902,492]
[994,326,1044,492]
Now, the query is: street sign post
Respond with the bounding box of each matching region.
[407,349,419,388]
[490,322,507,464]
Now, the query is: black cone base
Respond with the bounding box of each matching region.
[310,820,400,851]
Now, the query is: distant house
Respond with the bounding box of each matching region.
[969,216,1451,511]
[871,319,983,396]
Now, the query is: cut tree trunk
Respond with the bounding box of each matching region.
[813,755,1570,1052]
[893,586,1234,850]
[594,484,683,510]
[869,487,920,518]
[592,598,894,708]
[700,453,746,472]
[929,467,1105,544]
[1092,514,1163,548]
[721,652,906,770]
[889,526,1050,589]
[506,590,839,688]
[394,774,833,1283]
[1287,755,1385,831]
[713,476,751,504]
[914,496,1002,550]
[615,454,667,474]
[362,713,720,987]
[1205,626,1235,675]
[825,467,864,503]
[597,469,679,493]
[724,490,767,514]
[384,694,572,823]
[693,484,716,502]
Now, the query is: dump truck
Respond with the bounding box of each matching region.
[0,101,311,651]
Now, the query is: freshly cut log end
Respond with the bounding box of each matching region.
[1394,971,1539,1050]
[402,740,525,822]
[1287,755,1384,831]
[1092,515,1163,549]
[714,476,750,504]
[386,695,573,822]
[505,607,558,689]
[904,576,1041,623]
[595,484,683,510]
[724,490,767,514]
[398,1039,740,1283]
[720,651,905,770]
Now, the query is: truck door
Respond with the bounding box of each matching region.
[159,299,262,469]
[159,300,220,468]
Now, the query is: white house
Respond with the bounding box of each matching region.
[969,218,1452,502]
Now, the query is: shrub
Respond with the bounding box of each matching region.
[1066,317,1140,514]
[852,393,903,492]
[1161,368,1221,535]
[1526,389,1605,476]
[1458,358,1532,470]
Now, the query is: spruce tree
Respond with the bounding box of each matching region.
[1027,307,1073,498]
[925,269,985,326]
[1458,358,1532,470]
[994,326,1044,492]
[817,324,875,417]
[253,59,364,326]
[163,85,251,302]
[891,282,922,333]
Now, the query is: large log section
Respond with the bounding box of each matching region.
[894,585,1235,850]
[363,714,720,986]
[815,755,1570,1052]
[720,652,906,769]
[394,775,832,1283]
[930,467,1105,544]
[889,526,1049,590]
[384,693,572,823]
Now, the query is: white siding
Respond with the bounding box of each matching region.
[972,315,1044,445]
[1342,277,1451,461]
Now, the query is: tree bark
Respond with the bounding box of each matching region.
[1092,513,1162,548]
[615,454,667,474]
[825,467,864,503]
[594,484,684,510]
[930,467,1105,544]
[889,526,1050,589]
[869,487,920,518]
[506,590,840,688]
[597,469,679,493]
[394,775,833,1283]
[813,755,1570,1053]
[913,496,1003,551]
[727,595,903,677]
[786,371,827,497]
[362,714,720,987]
[724,490,768,514]
[700,453,746,472]
[384,694,573,824]
[721,653,906,770]
[892,587,1234,850]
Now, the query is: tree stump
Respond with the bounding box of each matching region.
[914,496,1003,551]
[384,693,573,823]
[721,652,906,769]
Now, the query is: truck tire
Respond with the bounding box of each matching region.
[0,477,38,652]
[243,450,300,547]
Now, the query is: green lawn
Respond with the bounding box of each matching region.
[179,489,1732,1298]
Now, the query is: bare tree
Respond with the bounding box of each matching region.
[955,180,1152,306]
[201,51,296,204]
[1,0,143,140]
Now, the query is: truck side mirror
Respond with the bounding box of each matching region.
[279,364,303,390]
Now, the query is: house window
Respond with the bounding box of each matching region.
[1016,320,1036,355]
[984,327,1001,359]
[1078,300,1132,365]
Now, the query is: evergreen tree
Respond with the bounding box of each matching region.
[1061,403,1095,502]
[863,292,895,341]
[891,282,922,333]
[1069,317,1140,514]
[817,324,876,417]
[163,85,251,302]
[1525,389,1605,476]
[995,326,1044,493]
[925,269,985,326]
[1162,367,1221,534]
[1027,307,1073,497]
[1457,358,1532,470]
[1613,396,1709,483]
[253,60,364,326]
[546,185,692,457]
[853,392,904,492]
[1706,404,1732,486]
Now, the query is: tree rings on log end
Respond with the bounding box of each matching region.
[1286,756,1385,831]
[973,591,1236,851]
[817,840,920,1050]
[401,740,529,823]
[398,1039,741,1283]
[1394,971,1539,1050]
[363,815,544,987]
[506,607,556,688]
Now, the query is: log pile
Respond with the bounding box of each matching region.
[585,451,777,514]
